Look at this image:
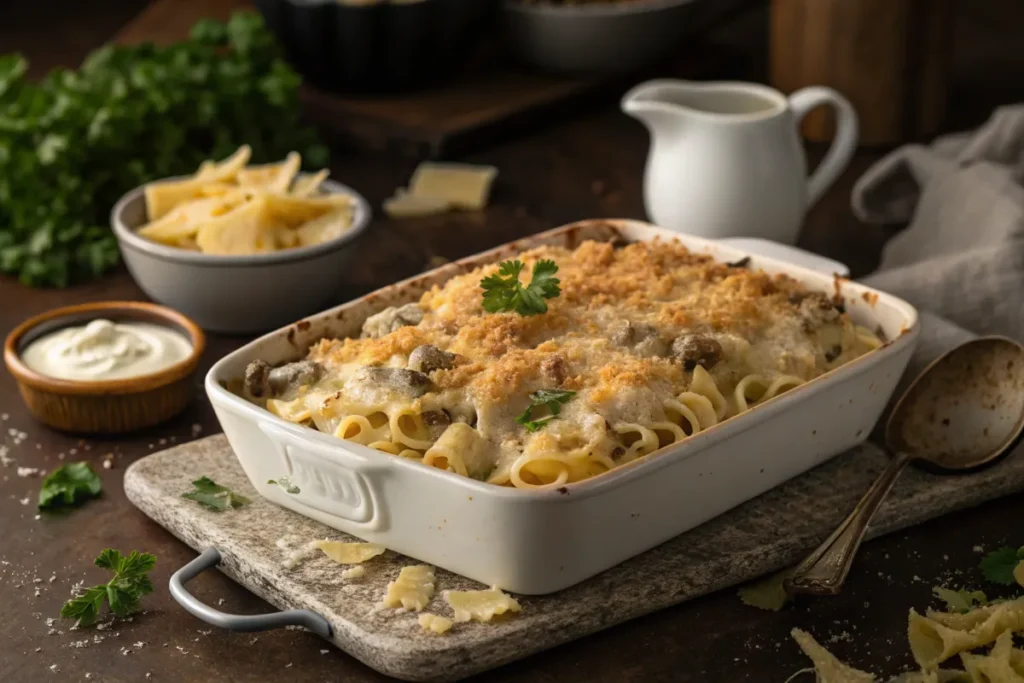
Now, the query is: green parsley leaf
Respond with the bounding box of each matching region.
[932,586,988,613]
[182,476,251,512]
[738,569,793,611]
[0,12,325,288]
[61,549,156,626]
[515,388,576,432]
[268,477,300,494]
[979,546,1024,586]
[38,462,101,509]
[480,259,561,316]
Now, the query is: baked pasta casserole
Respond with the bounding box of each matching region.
[241,239,882,489]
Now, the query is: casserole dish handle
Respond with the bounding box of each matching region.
[170,548,331,638]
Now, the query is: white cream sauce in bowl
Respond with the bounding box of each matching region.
[20,319,193,382]
[4,302,206,433]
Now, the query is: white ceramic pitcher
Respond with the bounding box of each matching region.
[622,80,858,244]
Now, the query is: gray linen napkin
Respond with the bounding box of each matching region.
[851,105,1024,384]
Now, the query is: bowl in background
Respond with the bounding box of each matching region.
[502,0,699,74]
[255,0,499,93]
[111,178,372,335]
[4,302,205,434]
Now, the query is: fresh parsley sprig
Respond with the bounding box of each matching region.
[931,587,990,614]
[182,476,251,512]
[515,389,576,432]
[39,462,102,509]
[480,259,561,316]
[268,476,300,494]
[61,549,156,626]
[979,545,1024,586]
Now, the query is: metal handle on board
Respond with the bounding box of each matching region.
[169,547,331,638]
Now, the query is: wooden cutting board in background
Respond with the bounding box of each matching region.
[116,0,760,158]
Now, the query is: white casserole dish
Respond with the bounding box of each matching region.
[206,219,919,595]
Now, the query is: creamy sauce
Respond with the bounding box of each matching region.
[20,319,192,381]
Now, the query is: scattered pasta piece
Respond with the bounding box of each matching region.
[381,565,435,611]
[909,597,1024,669]
[445,586,521,623]
[791,628,875,683]
[960,630,1023,682]
[313,540,386,565]
[1014,559,1024,588]
[790,594,1024,682]
[418,613,453,635]
[341,566,366,580]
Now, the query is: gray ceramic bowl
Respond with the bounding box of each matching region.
[502,0,699,74]
[111,178,371,335]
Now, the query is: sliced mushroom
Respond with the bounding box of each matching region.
[790,291,842,330]
[671,334,724,371]
[421,410,452,439]
[360,303,425,339]
[354,366,432,397]
[408,344,456,373]
[610,320,669,357]
[268,360,324,395]
[244,360,272,398]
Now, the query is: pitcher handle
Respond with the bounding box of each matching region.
[788,87,859,208]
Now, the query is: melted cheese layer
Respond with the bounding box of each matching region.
[274,240,878,488]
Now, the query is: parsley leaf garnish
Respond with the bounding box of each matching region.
[38,462,102,509]
[60,549,156,626]
[979,545,1024,586]
[480,259,561,316]
[932,586,989,613]
[268,476,300,494]
[515,388,576,432]
[182,476,251,512]
[738,569,793,611]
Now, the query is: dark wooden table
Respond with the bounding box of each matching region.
[3,2,1024,682]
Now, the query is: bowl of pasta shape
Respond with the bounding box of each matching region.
[111,145,371,334]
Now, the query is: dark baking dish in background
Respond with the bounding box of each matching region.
[254,0,500,94]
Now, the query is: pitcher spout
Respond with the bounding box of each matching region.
[621,79,698,132]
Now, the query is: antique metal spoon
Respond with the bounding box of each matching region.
[785,336,1024,596]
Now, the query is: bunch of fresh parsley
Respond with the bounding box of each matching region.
[0,12,326,287]
[61,549,156,626]
[481,259,561,316]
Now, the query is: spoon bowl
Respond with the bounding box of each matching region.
[785,336,1024,596]
[887,337,1024,472]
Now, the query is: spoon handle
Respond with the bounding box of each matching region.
[785,451,912,595]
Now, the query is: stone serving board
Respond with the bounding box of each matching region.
[124,435,1024,682]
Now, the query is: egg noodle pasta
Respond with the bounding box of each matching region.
[791,590,1024,682]
[241,239,882,489]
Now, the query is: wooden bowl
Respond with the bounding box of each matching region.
[3,302,206,434]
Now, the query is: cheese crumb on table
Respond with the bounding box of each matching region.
[445,587,521,623]
[408,163,497,210]
[418,613,453,635]
[380,565,435,611]
[383,162,498,218]
[341,566,366,580]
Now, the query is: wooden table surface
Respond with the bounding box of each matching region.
[3,2,1024,682]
